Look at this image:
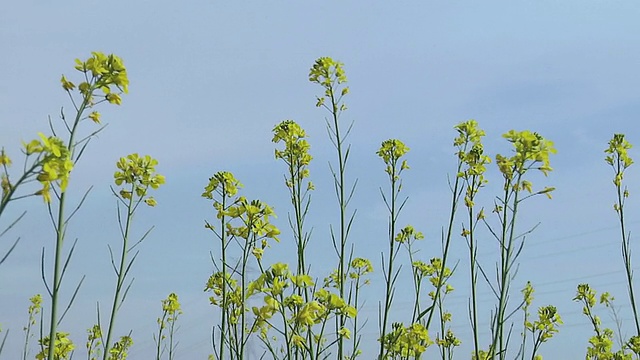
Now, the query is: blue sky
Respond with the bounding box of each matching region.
[2,1,640,358]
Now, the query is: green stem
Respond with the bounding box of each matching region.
[103,183,135,360]
[425,165,463,330]
[617,173,640,336]
[219,195,227,360]
[438,294,446,360]
[467,178,481,360]
[409,246,421,322]
[491,174,522,360]
[0,161,41,218]
[468,211,480,360]
[378,162,397,360]
[46,89,90,360]
[329,82,348,360]
[156,310,167,360]
[351,279,361,359]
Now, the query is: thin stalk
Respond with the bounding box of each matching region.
[292,155,313,358]
[491,174,522,360]
[438,294,446,360]
[617,181,640,335]
[464,169,484,360]
[47,91,90,360]
[378,163,398,360]
[291,162,307,277]
[103,184,135,360]
[425,169,463,330]
[330,85,348,360]
[238,223,254,360]
[239,251,247,360]
[409,247,422,323]
[0,161,41,217]
[0,329,8,356]
[350,278,361,359]
[468,206,480,360]
[156,310,167,360]
[219,195,227,360]
[168,312,178,360]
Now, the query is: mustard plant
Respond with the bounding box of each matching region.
[519,281,534,360]
[272,120,314,278]
[203,172,280,359]
[384,120,484,359]
[35,332,75,360]
[101,153,164,359]
[107,335,133,360]
[248,262,355,359]
[376,138,411,359]
[455,119,491,360]
[485,130,556,359]
[428,258,458,360]
[202,171,242,360]
[347,257,373,359]
[86,324,103,360]
[605,133,640,336]
[1,131,76,266]
[36,52,128,360]
[397,226,425,324]
[309,56,355,359]
[155,293,182,360]
[379,322,433,359]
[519,282,562,360]
[574,284,634,359]
[420,123,478,339]
[22,294,42,360]
[272,120,356,359]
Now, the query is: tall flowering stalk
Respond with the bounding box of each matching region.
[203,172,280,360]
[309,56,355,359]
[22,294,42,360]
[376,139,410,359]
[605,133,640,336]
[101,153,164,360]
[574,284,638,359]
[272,120,314,278]
[247,262,356,360]
[455,120,490,359]
[519,282,562,360]
[347,257,373,359]
[273,120,319,358]
[40,52,128,360]
[420,124,472,338]
[487,130,556,359]
[202,171,241,360]
[155,293,182,360]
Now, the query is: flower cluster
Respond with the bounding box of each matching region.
[36,332,75,360]
[22,133,73,203]
[497,130,556,179]
[113,154,165,206]
[380,322,433,358]
[160,293,182,328]
[202,171,242,201]
[108,335,133,360]
[605,133,634,187]
[309,57,349,111]
[86,325,103,360]
[61,52,129,113]
[495,130,556,199]
[455,120,491,208]
[377,139,410,180]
